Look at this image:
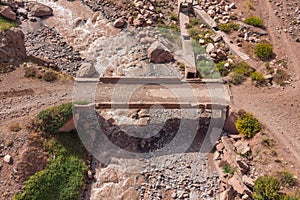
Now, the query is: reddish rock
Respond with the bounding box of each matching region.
[0,6,16,21]
[120,187,139,200]
[29,2,53,17]
[113,18,126,28]
[0,27,26,65]
[147,41,174,63]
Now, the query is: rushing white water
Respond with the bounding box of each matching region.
[36,0,183,128]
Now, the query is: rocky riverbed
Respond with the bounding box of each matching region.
[24,27,84,76]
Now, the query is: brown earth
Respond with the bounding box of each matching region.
[230,0,300,179]
[0,66,73,199]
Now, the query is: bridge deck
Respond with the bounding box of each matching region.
[73,78,231,110]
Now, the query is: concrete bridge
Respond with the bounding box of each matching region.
[73,77,231,119]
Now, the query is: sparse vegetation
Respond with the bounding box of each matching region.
[24,67,37,78]
[218,22,240,33]
[177,62,185,71]
[222,163,236,175]
[230,61,255,85]
[43,71,57,82]
[37,103,73,134]
[9,123,22,132]
[250,71,266,85]
[190,17,201,26]
[254,175,281,200]
[214,61,232,76]
[170,13,178,21]
[244,16,264,27]
[273,69,290,86]
[196,59,221,79]
[254,42,273,60]
[278,171,297,187]
[282,191,300,200]
[0,15,17,31]
[236,112,261,138]
[5,140,13,147]
[261,137,275,147]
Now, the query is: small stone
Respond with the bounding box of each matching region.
[88,170,93,179]
[113,18,126,28]
[3,155,12,164]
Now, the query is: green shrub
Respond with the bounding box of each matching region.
[24,67,37,78]
[43,71,57,82]
[215,61,231,76]
[234,62,255,76]
[236,112,261,138]
[222,163,236,175]
[261,137,275,147]
[254,175,281,200]
[219,22,240,33]
[178,62,185,71]
[170,13,178,21]
[251,71,266,85]
[278,171,297,187]
[37,103,73,134]
[188,27,198,37]
[185,23,192,29]
[219,23,231,32]
[230,62,255,85]
[231,72,245,85]
[0,15,18,31]
[254,42,273,60]
[244,16,264,27]
[13,132,87,200]
[190,17,200,26]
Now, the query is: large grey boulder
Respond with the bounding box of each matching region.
[147,41,174,63]
[28,2,53,17]
[76,63,97,78]
[0,6,16,21]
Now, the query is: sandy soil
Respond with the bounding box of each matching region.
[230,0,300,177]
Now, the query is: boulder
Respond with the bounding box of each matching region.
[0,6,16,21]
[236,158,249,174]
[206,43,214,54]
[210,33,223,42]
[76,63,97,78]
[224,112,239,134]
[120,188,139,200]
[216,49,227,59]
[219,187,234,200]
[133,17,144,27]
[242,175,254,189]
[147,41,174,63]
[213,151,220,160]
[113,18,126,28]
[234,140,251,156]
[0,27,26,65]
[4,154,12,164]
[229,175,245,195]
[216,142,224,152]
[29,2,53,17]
